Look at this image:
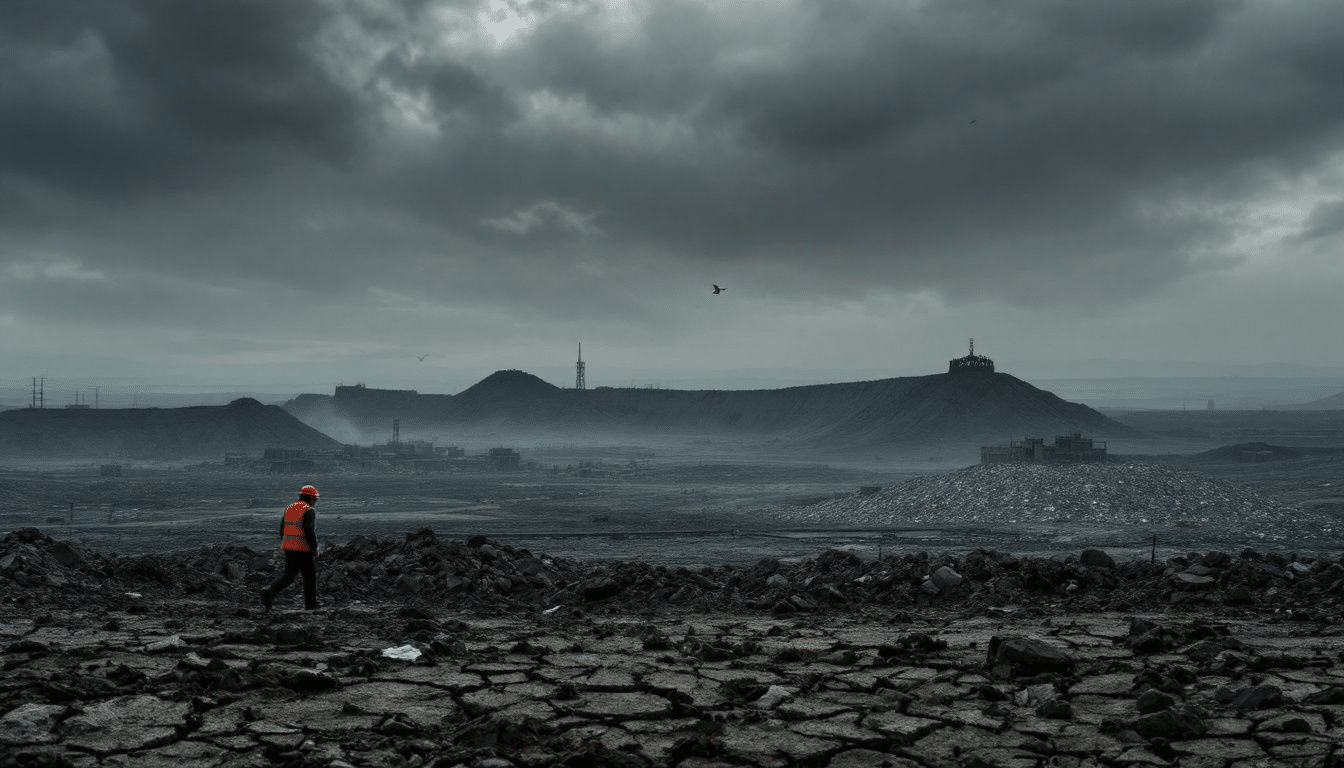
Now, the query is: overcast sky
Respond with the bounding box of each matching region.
[3,0,1344,398]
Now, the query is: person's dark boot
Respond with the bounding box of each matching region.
[259,589,273,612]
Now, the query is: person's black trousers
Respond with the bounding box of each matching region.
[266,550,318,609]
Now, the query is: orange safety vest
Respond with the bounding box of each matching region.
[280,501,313,552]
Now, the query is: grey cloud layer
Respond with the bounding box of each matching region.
[3,0,1343,318]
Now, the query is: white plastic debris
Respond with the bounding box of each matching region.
[380,644,422,661]
[144,635,186,653]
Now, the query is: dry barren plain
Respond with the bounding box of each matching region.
[4,413,1344,767]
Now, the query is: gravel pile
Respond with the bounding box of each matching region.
[771,462,1337,543]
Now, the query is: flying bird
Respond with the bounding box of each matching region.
[417,354,428,362]
[712,284,725,294]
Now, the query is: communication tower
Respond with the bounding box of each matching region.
[948,337,995,374]
[575,342,586,390]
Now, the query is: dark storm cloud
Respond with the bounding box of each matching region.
[0,0,359,202]
[4,0,1344,317]
[358,0,1344,304]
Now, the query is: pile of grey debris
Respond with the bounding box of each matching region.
[773,463,1332,547]
[4,527,1343,624]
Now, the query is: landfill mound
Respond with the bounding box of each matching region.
[456,369,564,402]
[5,525,1344,622]
[0,398,344,458]
[285,369,1135,451]
[769,462,1333,546]
[1189,441,1344,462]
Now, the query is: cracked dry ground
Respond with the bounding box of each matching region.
[4,596,1344,768]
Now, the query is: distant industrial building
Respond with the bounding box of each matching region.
[981,433,1108,465]
[949,338,994,374]
[487,447,521,471]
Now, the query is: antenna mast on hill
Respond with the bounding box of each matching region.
[575,342,586,390]
[969,337,974,356]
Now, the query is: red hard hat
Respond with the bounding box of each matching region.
[299,485,320,498]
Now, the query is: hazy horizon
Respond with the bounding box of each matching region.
[5,359,1344,412]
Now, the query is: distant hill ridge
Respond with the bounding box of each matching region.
[1287,389,1344,410]
[0,398,343,458]
[285,368,1135,450]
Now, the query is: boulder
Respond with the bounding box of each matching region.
[986,636,1075,677]
[1079,549,1115,570]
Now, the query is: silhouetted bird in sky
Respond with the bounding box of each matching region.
[417,354,428,362]
[712,284,725,294]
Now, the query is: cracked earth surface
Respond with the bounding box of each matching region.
[4,588,1344,767]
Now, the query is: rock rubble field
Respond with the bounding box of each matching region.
[4,519,1344,767]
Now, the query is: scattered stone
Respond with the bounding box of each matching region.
[3,531,1344,768]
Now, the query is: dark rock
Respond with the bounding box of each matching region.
[1079,549,1115,569]
[1304,686,1344,705]
[986,636,1075,677]
[978,685,1008,701]
[49,541,83,568]
[1132,707,1206,740]
[581,578,623,602]
[1228,684,1284,711]
[879,633,947,659]
[282,669,339,693]
[1037,700,1073,719]
[1135,689,1176,714]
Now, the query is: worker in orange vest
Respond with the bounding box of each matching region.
[260,484,321,611]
